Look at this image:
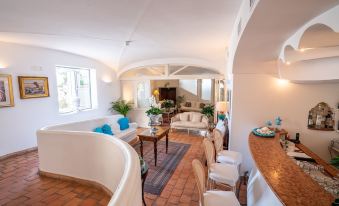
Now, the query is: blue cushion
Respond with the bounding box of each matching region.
[118,117,129,130]
[102,124,113,135]
[93,127,104,133]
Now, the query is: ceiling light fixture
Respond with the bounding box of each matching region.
[125,40,132,46]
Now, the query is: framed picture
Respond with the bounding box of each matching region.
[0,74,15,107]
[18,76,50,99]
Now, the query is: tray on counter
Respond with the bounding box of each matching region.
[252,128,275,138]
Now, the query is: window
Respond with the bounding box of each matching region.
[137,82,148,108]
[179,80,197,95]
[56,66,93,113]
[201,79,212,101]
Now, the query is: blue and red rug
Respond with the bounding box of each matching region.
[134,140,190,195]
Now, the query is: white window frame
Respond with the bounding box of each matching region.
[56,65,97,114]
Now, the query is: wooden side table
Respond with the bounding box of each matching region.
[138,126,170,166]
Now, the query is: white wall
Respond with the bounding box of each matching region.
[0,42,119,156]
[230,74,339,173]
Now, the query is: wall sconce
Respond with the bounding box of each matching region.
[101,75,113,84]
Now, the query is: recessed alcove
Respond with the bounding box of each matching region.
[307,102,335,131]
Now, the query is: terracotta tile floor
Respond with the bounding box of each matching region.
[0,130,246,206]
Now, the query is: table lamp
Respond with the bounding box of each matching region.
[216,101,227,121]
[153,89,159,96]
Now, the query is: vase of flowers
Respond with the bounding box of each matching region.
[275,116,282,132]
[146,106,163,132]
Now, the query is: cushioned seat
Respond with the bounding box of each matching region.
[217,150,242,165]
[170,112,209,134]
[204,191,240,206]
[209,163,239,187]
[170,121,207,129]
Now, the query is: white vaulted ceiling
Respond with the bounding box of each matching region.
[0,0,242,72]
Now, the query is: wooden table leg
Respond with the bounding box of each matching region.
[154,139,157,166]
[140,139,144,158]
[166,133,169,154]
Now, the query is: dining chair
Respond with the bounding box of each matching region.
[192,159,240,206]
[203,138,239,192]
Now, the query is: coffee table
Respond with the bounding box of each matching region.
[138,126,170,166]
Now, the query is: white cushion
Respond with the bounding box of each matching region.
[171,121,207,129]
[191,113,202,122]
[179,113,189,121]
[110,122,121,134]
[209,163,239,186]
[215,120,226,136]
[204,190,240,206]
[217,150,242,165]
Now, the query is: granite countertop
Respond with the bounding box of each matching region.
[248,132,335,206]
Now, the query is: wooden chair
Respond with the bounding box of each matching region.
[192,159,240,206]
[203,138,239,192]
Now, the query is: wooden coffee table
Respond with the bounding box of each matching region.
[138,126,170,166]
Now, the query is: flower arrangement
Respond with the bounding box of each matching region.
[146,106,163,116]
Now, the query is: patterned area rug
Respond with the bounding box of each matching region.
[134,140,190,195]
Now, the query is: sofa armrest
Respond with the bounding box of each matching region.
[171,115,180,123]
[129,122,138,129]
[201,116,209,126]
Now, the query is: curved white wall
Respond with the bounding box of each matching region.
[37,128,142,206]
[0,42,120,156]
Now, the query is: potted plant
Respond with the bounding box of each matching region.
[201,104,214,124]
[146,106,163,132]
[176,95,185,109]
[162,99,174,112]
[110,99,132,117]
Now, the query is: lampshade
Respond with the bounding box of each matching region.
[153,89,159,96]
[216,101,227,112]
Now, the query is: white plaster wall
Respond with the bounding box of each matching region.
[0,42,119,156]
[230,74,339,173]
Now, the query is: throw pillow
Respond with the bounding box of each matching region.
[179,113,189,121]
[191,113,202,122]
[102,124,114,135]
[199,103,205,109]
[93,127,104,134]
[118,117,130,130]
[185,102,192,107]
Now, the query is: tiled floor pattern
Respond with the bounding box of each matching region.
[0,130,246,206]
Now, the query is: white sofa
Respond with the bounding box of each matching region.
[170,112,209,134]
[180,101,207,112]
[36,115,142,206]
[44,115,138,143]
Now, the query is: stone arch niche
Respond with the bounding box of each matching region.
[307,102,335,131]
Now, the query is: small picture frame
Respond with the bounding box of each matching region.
[18,76,49,99]
[0,74,14,107]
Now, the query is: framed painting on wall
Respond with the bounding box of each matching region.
[18,76,50,99]
[0,74,14,107]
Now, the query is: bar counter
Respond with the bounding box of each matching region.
[248,132,335,206]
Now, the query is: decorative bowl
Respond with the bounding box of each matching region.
[252,127,275,138]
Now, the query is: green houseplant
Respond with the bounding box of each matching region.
[162,99,174,111]
[176,95,185,109]
[110,99,132,117]
[330,156,339,169]
[146,106,163,116]
[201,104,214,124]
